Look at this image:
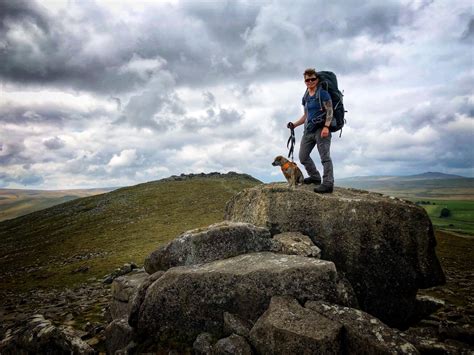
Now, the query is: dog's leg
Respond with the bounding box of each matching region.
[290,173,296,189]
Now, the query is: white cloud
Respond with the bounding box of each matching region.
[107,149,138,168]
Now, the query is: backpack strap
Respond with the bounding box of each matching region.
[302,89,309,106]
[318,87,322,109]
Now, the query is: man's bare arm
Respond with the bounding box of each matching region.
[323,100,333,127]
[292,112,306,128]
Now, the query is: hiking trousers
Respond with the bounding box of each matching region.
[299,128,334,186]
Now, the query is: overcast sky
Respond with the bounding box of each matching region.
[0,0,472,189]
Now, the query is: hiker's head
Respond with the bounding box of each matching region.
[303,68,318,87]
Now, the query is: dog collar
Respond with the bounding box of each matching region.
[282,162,291,170]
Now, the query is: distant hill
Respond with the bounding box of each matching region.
[0,187,117,222]
[406,172,465,180]
[338,172,474,200]
[340,172,466,182]
[0,172,261,293]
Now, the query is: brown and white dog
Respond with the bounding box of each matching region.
[272,155,304,188]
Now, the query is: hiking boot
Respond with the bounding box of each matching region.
[303,176,322,185]
[314,184,333,193]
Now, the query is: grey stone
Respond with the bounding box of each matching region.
[105,318,134,355]
[128,271,165,328]
[0,314,94,354]
[103,263,141,284]
[272,232,321,257]
[249,296,344,354]
[115,340,137,355]
[439,321,474,345]
[223,312,253,338]
[412,339,463,354]
[413,295,445,321]
[136,252,356,343]
[144,221,274,274]
[225,183,445,327]
[109,301,130,323]
[110,270,148,320]
[112,270,148,303]
[193,332,214,355]
[214,334,253,355]
[305,301,419,354]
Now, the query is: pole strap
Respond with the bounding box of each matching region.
[287,127,295,162]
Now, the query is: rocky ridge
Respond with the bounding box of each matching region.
[160,171,260,183]
[98,184,458,354]
[1,183,473,354]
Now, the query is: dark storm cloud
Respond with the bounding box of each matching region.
[43,136,65,150]
[0,0,49,32]
[0,0,420,95]
[401,90,474,131]
[0,0,157,94]
[203,91,216,107]
[183,1,260,45]
[331,1,413,41]
[0,141,28,165]
[0,103,66,125]
[181,107,244,131]
[461,17,474,41]
[0,101,111,126]
[64,151,111,175]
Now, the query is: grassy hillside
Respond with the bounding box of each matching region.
[0,188,116,222]
[0,173,261,293]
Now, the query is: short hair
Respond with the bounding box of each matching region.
[303,68,317,78]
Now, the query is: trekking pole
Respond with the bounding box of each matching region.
[287,123,295,162]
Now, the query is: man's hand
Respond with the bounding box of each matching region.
[321,127,330,138]
[287,122,295,129]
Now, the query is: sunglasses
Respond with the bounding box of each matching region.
[305,78,317,83]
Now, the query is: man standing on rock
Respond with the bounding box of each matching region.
[287,68,334,193]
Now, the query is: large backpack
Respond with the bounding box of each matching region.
[303,71,346,136]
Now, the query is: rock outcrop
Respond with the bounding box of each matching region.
[304,300,418,354]
[144,222,273,274]
[110,269,147,320]
[160,171,260,183]
[225,183,445,326]
[249,297,344,354]
[249,296,418,354]
[0,314,94,354]
[272,231,321,257]
[135,252,356,343]
[98,181,452,352]
[104,318,134,355]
